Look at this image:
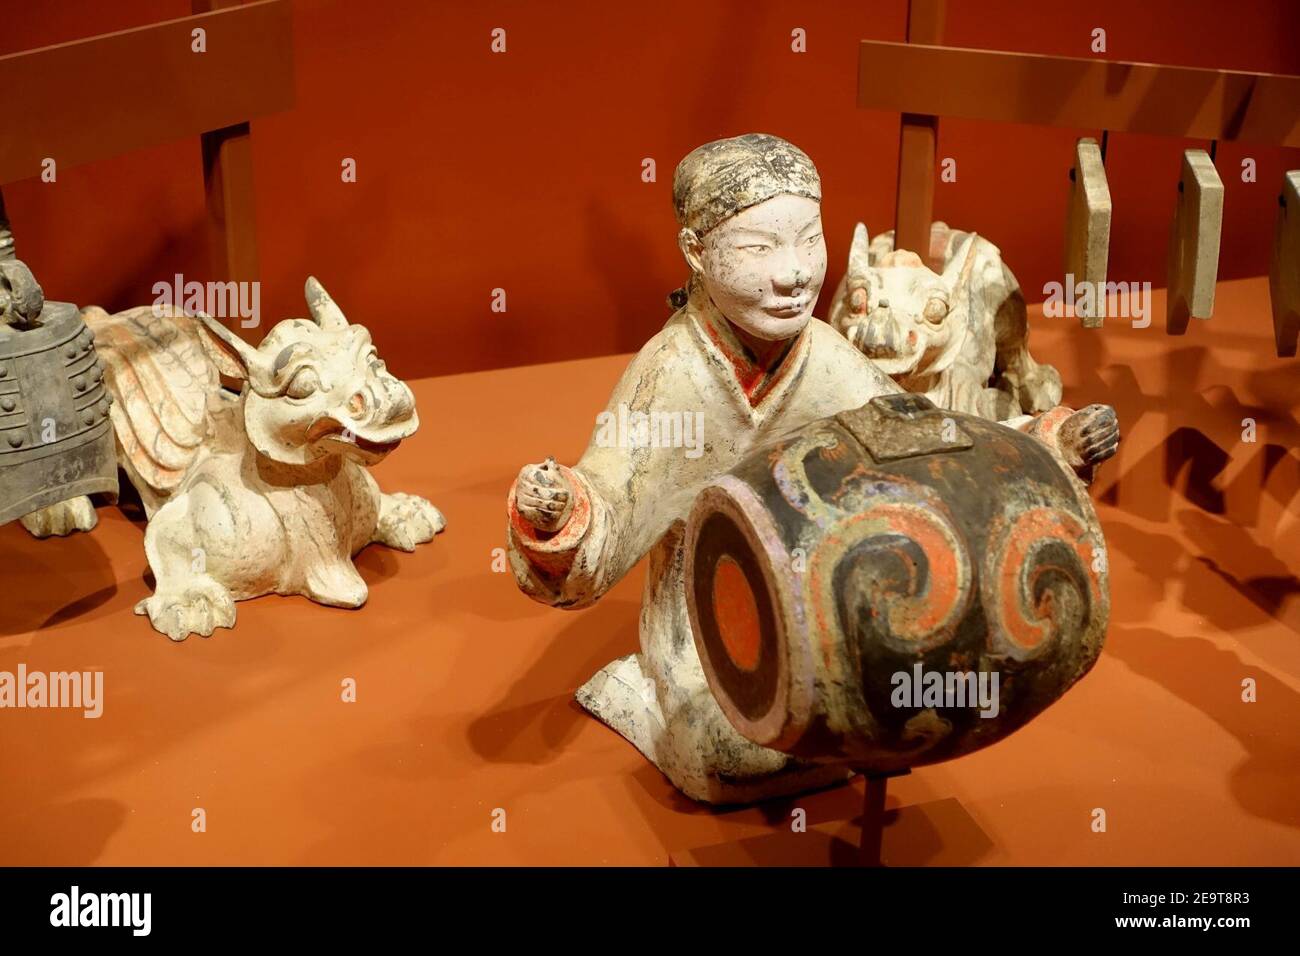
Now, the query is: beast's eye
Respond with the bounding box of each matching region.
[286,366,321,399]
[923,298,949,323]
[366,349,386,373]
[805,232,822,246]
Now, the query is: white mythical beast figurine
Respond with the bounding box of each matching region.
[58,278,444,641]
[828,221,1062,420]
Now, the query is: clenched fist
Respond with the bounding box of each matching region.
[1058,404,1120,470]
[515,457,575,532]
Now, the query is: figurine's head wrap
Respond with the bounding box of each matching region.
[672,133,821,236]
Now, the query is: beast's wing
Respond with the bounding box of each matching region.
[84,305,219,496]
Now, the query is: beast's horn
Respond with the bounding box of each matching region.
[304,277,348,331]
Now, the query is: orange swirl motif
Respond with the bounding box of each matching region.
[984,505,1103,661]
[808,498,972,662]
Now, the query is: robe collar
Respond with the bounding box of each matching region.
[683,283,811,427]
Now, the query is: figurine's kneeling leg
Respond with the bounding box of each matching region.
[577,654,667,764]
[373,491,445,552]
[578,653,850,805]
[20,496,97,538]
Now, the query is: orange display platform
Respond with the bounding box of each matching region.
[2,276,1298,866]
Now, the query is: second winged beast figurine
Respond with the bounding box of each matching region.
[81,278,444,641]
[828,221,1062,420]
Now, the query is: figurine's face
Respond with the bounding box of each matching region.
[198,286,419,467]
[245,321,418,466]
[838,248,966,379]
[683,194,826,342]
[845,251,953,376]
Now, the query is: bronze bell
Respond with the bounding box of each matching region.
[0,260,118,525]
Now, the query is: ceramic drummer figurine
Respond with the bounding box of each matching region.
[78,278,445,641]
[506,134,1119,804]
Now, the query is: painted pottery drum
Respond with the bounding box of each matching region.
[684,392,1108,771]
[0,290,117,525]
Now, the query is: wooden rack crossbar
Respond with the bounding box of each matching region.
[0,0,293,186]
[858,40,1300,147]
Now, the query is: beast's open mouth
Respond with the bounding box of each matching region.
[334,432,401,455]
[307,417,412,456]
[846,323,923,373]
[860,342,905,360]
[865,353,922,377]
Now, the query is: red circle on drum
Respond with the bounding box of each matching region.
[712,556,762,672]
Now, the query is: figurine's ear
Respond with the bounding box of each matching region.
[677,228,705,274]
[196,313,259,382]
[847,222,871,277]
[305,276,348,330]
[926,235,979,377]
[942,234,980,293]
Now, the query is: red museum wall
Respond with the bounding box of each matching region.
[2,0,1299,383]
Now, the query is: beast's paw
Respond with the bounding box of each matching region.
[374,492,445,552]
[134,578,236,642]
[20,497,98,538]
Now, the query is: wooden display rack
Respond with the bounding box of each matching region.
[866,0,1300,350]
[0,0,294,290]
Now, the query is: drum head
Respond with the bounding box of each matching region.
[684,477,813,750]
